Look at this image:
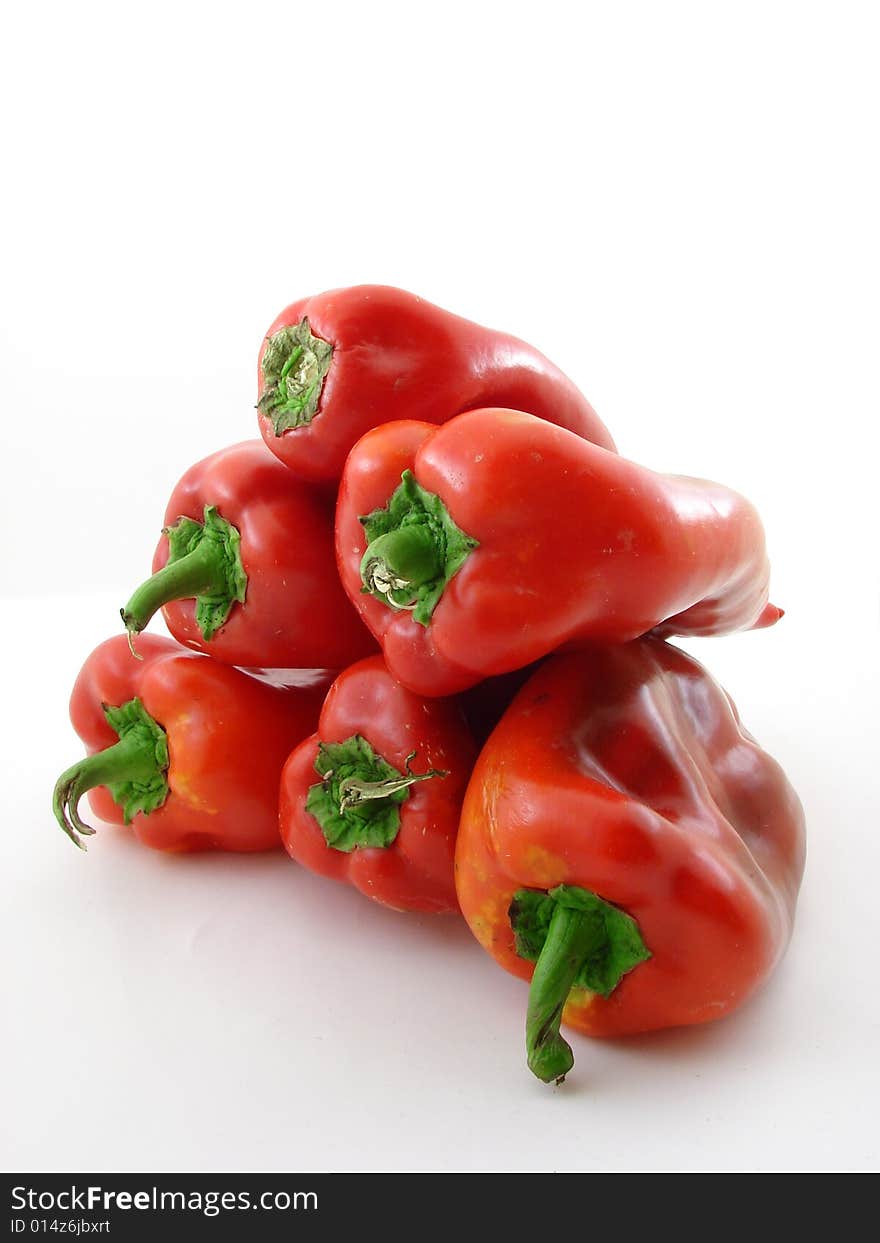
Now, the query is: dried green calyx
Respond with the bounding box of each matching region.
[258,317,334,434]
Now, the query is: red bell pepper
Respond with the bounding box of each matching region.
[256,285,616,482]
[337,409,782,696]
[121,440,375,670]
[53,634,324,852]
[279,655,477,913]
[455,641,806,1083]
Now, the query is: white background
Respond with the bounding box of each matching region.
[2,1,878,1173]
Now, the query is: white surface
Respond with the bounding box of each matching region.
[2,1,879,1174]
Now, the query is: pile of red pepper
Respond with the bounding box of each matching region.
[53,285,805,1085]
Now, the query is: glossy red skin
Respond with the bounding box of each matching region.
[257,285,616,482]
[279,655,477,913]
[152,440,377,669]
[71,635,324,852]
[337,409,780,696]
[455,642,806,1037]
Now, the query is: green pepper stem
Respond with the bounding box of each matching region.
[525,902,603,1084]
[361,525,444,602]
[121,538,226,637]
[336,757,447,812]
[52,732,163,851]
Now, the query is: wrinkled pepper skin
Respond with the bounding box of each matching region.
[337,409,781,697]
[122,440,376,670]
[279,655,477,913]
[256,285,616,482]
[455,643,805,1067]
[55,635,324,852]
